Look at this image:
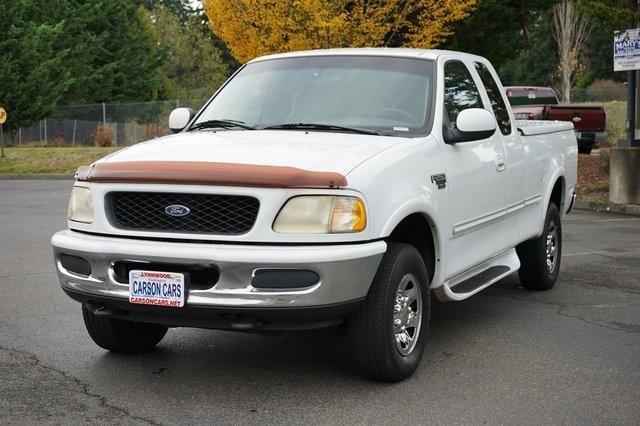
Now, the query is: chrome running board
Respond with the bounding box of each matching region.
[434,249,520,302]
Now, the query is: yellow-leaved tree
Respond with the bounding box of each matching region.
[203,0,478,63]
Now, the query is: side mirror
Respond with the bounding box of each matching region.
[444,108,497,143]
[169,108,195,133]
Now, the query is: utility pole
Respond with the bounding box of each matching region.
[629,70,636,141]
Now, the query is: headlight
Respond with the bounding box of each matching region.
[273,196,366,234]
[68,186,94,223]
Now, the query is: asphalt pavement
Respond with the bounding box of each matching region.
[1,180,639,425]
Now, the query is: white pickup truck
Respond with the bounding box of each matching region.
[52,49,577,382]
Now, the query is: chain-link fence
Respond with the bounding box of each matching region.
[3,86,628,147]
[8,99,206,147]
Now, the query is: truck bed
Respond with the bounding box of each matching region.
[516,120,574,136]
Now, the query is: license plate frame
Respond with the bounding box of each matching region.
[129,270,185,308]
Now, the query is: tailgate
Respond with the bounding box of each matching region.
[544,105,606,132]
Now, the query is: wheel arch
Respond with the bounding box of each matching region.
[537,172,566,236]
[549,175,566,213]
[383,209,441,286]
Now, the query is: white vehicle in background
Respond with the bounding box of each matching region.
[52,49,577,382]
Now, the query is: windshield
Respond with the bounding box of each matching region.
[193,55,434,137]
[506,91,559,106]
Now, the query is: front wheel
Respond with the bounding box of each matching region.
[82,305,168,353]
[516,201,562,290]
[346,243,431,382]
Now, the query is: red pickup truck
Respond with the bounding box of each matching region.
[505,86,606,154]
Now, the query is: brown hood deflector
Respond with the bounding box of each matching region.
[76,161,347,189]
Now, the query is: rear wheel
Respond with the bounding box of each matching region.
[347,243,431,382]
[516,202,562,290]
[82,305,168,353]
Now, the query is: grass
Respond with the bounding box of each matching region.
[0,147,119,175]
[601,101,626,146]
[574,100,626,146]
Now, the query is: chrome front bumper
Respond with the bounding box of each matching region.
[51,230,385,311]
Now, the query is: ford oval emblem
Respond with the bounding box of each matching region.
[164,204,191,217]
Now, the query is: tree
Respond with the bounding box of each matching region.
[136,0,193,19]
[575,0,639,84]
[0,0,72,132]
[151,6,230,99]
[575,0,639,29]
[59,0,162,104]
[203,0,478,63]
[446,0,555,68]
[499,9,557,87]
[553,0,590,102]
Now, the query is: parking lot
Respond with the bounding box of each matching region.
[1,180,639,424]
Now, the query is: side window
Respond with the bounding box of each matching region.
[474,62,512,135]
[443,61,484,124]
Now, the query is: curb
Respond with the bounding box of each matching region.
[575,199,640,216]
[0,174,74,180]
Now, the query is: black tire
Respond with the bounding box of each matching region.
[82,305,168,353]
[516,202,562,290]
[346,243,431,382]
[578,144,592,155]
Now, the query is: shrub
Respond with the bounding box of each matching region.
[146,123,169,139]
[586,80,626,102]
[48,134,66,147]
[92,124,113,147]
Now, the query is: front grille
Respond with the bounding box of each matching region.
[107,192,259,235]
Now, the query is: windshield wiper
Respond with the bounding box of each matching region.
[188,119,255,131]
[259,123,380,135]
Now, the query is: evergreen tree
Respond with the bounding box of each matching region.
[575,0,638,84]
[447,0,555,69]
[499,10,557,87]
[60,0,162,104]
[151,5,230,99]
[0,0,72,131]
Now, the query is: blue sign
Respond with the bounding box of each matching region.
[614,29,640,71]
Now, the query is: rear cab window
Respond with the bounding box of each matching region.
[505,88,559,106]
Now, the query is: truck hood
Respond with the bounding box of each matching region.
[98,130,402,177]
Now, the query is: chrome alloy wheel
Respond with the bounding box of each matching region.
[546,221,559,273]
[393,274,422,356]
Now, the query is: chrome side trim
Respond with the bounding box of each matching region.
[524,194,543,206]
[452,194,542,237]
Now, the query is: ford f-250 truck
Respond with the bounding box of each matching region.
[52,49,578,382]
[505,86,606,154]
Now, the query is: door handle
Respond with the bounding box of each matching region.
[495,155,506,172]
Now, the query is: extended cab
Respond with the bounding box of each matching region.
[505,86,606,154]
[52,49,578,382]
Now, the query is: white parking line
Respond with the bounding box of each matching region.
[564,250,639,258]
[568,217,640,223]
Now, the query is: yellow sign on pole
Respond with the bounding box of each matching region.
[0,107,6,124]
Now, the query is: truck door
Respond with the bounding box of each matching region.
[437,59,508,279]
[473,61,526,249]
